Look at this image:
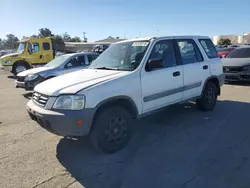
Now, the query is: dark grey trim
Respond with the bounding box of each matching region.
[94,96,139,118]
[202,75,222,96]
[143,81,202,102]
[218,73,225,86]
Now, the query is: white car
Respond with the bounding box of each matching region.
[27,36,224,153]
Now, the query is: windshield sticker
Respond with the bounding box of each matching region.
[132,42,149,47]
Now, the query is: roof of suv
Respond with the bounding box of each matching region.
[117,35,210,43]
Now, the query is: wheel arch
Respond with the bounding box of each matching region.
[12,60,31,74]
[93,96,139,121]
[203,76,220,96]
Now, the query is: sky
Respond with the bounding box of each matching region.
[1,0,250,41]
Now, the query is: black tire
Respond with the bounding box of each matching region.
[90,106,132,153]
[196,82,218,111]
[12,61,30,75]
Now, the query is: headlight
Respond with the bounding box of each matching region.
[53,95,85,110]
[4,60,11,65]
[24,74,39,81]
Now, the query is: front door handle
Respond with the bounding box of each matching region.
[173,71,180,77]
[203,65,208,70]
[40,55,43,59]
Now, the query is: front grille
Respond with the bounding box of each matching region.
[223,66,242,73]
[32,92,49,107]
[17,76,25,82]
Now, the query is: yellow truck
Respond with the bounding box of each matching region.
[0,37,56,75]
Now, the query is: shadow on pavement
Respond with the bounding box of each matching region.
[22,92,33,99]
[7,75,17,80]
[225,81,250,86]
[56,100,250,188]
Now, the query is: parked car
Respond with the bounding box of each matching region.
[27,36,224,153]
[16,52,99,90]
[0,50,7,57]
[217,47,235,58]
[92,44,110,54]
[222,47,250,82]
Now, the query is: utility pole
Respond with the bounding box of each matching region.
[83,32,86,42]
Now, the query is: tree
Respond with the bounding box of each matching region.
[22,36,29,40]
[30,35,39,39]
[218,38,232,45]
[0,38,4,50]
[4,34,19,49]
[53,35,65,52]
[68,36,81,42]
[62,32,71,42]
[39,28,53,37]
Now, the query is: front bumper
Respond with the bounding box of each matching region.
[224,71,250,82]
[16,76,45,90]
[26,100,95,136]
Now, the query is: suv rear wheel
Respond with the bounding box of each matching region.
[196,82,218,111]
[90,106,132,153]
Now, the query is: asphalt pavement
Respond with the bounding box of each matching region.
[0,69,250,188]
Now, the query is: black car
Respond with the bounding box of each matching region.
[222,47,250,81]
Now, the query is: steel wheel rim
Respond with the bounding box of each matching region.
[105,116,128,145]
[16,65,26,74]
[205,87,215,104]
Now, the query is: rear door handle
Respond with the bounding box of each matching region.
[173,71,180,77]
[203,65,208,70]
[40,55,43,59]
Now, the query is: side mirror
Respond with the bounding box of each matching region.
[146,58,163,71]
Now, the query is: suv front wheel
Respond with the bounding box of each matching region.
[90,106,132,153]
[196,82,218,111]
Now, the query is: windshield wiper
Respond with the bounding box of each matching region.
[92,67,132,71]
[94,67,123,70]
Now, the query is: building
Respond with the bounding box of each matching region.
[95,36,125,43]
[212,32,250,45]
[64,36,126,52]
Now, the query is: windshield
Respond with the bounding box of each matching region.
[89,41,150,71]
[17,42,26,53]
[45,55,70,67]
[226,48,250,58]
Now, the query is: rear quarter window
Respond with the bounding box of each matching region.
[199,39,218,59]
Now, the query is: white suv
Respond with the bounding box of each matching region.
[27,36,224,153]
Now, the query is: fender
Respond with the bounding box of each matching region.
[94,95,139,118]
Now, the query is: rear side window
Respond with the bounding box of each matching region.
[65,55,85,68]
[199,39,218,59]
[177,39,203,65]
[43,42,50,50]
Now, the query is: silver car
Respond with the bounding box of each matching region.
[16,52,99,90]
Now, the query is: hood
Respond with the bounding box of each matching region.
[34,69,129,96]
[222,58,250,67]
[0,52,21,60]
[17,67,53,77]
